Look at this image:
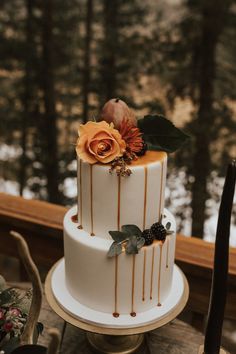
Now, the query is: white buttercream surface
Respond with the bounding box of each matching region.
[64,206,176,315]
[52,259,184,328]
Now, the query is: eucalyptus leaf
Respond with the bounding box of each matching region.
[33,322,44,344]
[137,237,145,249]
[107,242,123,258]
[109,230,127,242]
[125,236,139,255]
[138,115,190,153]
[166,222,171,230]
[36,322,44,335]
[121,225,142,238]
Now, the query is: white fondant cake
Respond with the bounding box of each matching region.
[64,151,176,317]
[77,151,167,238]
[64,205,176,316]
[63,99,184,319]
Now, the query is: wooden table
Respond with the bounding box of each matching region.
[37,289,204,353]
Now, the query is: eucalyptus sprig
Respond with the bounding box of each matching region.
[107,225,145,258]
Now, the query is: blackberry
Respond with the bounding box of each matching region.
[142,229,154,246]
[136,142,147,157]
[150,222,167,241]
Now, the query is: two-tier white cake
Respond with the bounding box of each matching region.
[63,99,184,319]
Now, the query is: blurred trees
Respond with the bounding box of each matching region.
[0,0,235,237]
[148,0,236,237]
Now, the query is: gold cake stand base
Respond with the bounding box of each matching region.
[45,261,189,354]
[87,333,144,354]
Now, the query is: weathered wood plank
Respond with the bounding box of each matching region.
[0,193,65,267]
[176,234,236,275]
[0,193,65,230]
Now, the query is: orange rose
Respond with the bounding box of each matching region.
[76,121,126,164]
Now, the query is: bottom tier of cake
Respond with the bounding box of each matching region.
[63,206,176,317]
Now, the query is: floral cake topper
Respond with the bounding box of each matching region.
[76,121,126,164]
[76,98,189,176]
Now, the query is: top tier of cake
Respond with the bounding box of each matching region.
[77,150,167,240]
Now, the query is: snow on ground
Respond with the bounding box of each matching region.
[62,177,77,199]
[0,178,19,196]
[0,144,22,161]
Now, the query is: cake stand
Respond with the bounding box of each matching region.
[45,259,189,354]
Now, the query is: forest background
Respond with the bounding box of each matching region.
[0,0,235,243]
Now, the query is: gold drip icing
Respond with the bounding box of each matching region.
[150,246,155,300]
[166,236,169,268]
[143,167,148,230]
[79,159,83,229]
[130,254,136,317]
[90,165,94,236]
[142,249,146,301]
[158,161,164,221]
[129,151,167,166]
[117,175,121,231]
[157,243,163,306]
[113,255,120,318]
[97,151,167,167]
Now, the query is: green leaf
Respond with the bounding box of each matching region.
[107,242,123,258]
[166,222,171,230]
[138,115,190,153]
[33,322,44,344]
[108,231,127,242]
[36,322,44,335]
[137,237,145,249]
[121,225,142,238]
[125,236,139,255]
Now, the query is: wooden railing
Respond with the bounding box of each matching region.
[0,192,236,322]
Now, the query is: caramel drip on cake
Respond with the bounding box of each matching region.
[166,236,169,268]
[90,165,94,236]
[143,166,148,230]
[142,249,146,301]
[157,243,163,306]
[130,254,136,317]
[150,246,155,300]
[79,159,83,229]
[117,175,121,231]
[71,214,78,223]
[113,255,120,318]
[158,161,164,221]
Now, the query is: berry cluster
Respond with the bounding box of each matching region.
[142,222,168,246]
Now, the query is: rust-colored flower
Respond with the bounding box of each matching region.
[119,119,144,154]
[76,121,126,164]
